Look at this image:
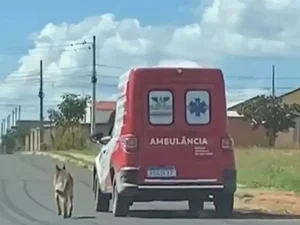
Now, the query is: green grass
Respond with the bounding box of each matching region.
[50,147,300,192]
[236,148,300,192]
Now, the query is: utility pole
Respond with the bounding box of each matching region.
[271,64,276,147]
[272,64,275,97]
[18,105,21,120]
[39,60,44,145]
[1,120,3,136]
[91,35,97,134]
[2,119,5,135]
[15,107,18,123]
[7,114,10,131]
[12,110,15,127]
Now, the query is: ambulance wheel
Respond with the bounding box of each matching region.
[214,193,234,218]
[94,175,110,212]
[112,181,130,217]
[188,199,204,212]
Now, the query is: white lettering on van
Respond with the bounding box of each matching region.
[150,136,208,146]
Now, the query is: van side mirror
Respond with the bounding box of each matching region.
[89,132,104,144]
[99,136,112,145]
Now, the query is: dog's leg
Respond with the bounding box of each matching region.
[55,194,61,215]
[63,198,68,218]
[68,194,73,218]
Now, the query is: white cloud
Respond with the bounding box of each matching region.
[1,0,300,119]
[200,0,300,56]
[158,59,202,67]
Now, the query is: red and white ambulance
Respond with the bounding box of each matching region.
[91,67,236,217]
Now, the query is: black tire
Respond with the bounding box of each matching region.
[94,175,110,212]
[214,193,234,218]
[188,199,204,212]
[112,181,130,217]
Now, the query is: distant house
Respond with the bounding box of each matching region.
[227,87,300,148]
[228,87,300,111]
[276,87,300,105]
[84,101,116,124]
[227,110,269,147]
[227,95,260,112]
[272,88,300,148]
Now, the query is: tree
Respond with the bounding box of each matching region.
[1,128,20,154]
[48,93,91,126]
[1,125,30,153]
[47,93,91,149]
[237,94,300,147]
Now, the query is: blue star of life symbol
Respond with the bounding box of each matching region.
[188,98,208,117]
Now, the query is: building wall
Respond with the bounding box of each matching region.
[95,110,113,124]
[275,117,300,148]
[275,90,300,148]
[43,123,112,147]
[227,117,269,147]
[228,116,300,149]
[227,89,300,148]
[85,106,113,124]
[280,90,300,105]
[16,120,50,130]
[25,123,113,151]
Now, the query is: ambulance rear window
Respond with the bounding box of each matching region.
[148,90,173,125]
[185,90,210,125]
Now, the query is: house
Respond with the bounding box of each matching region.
[227,110,269,147]
[272,88,300,148]
[85,101,116,124]
[227,87,300,148]
[227,95,260,112]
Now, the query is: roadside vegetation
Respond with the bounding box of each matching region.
[237,94,300,147]
[48,147,300,193]
[236,148,300,192]
[5,93,300,193]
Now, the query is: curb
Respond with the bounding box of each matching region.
[21,151,300,216]
[21,151,94,171]
[21,151,247,188]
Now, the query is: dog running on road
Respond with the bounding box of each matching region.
[53,164,74,218]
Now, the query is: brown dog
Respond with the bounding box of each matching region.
[53,164,74,218]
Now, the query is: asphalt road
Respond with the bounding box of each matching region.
[0,154,299,225]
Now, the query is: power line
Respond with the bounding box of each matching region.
[0,41,92,54]
[0,86,295,100]
[0,47,90,56]
[0,42,86,50]
[0,86,295,104]
[0,65,122,83]
[0,82,118,89]
[2,72,300,82]
[224,76,300,79]
[0,73,119,82]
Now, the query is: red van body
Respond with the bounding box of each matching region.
[92,67,236,217]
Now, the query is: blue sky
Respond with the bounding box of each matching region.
[0,0,300,121]
[0,0,203,79]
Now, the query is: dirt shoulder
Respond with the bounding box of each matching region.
[22,150,300,216]
[235,188,300,215]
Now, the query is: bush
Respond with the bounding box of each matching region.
[40,143,48,151]
[236,148,300,192]
[53,126,86,150]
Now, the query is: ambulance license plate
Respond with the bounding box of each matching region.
[147,167,177,178]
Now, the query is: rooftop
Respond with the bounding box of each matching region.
[95,101,116,111]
